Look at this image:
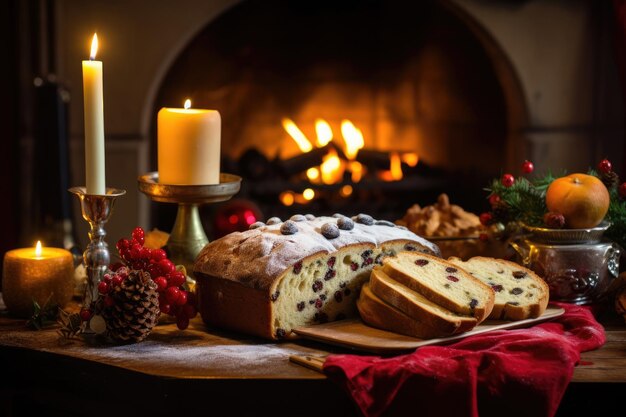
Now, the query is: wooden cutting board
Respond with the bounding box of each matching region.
[292,306,564,355]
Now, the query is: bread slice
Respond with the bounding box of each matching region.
[357,283,455,339]
[447,256,549,320]
[369,268,477,334]
[382,252,494,323]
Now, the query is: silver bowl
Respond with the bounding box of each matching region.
[521,221,611,244]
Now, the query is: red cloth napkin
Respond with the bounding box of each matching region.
[323,303,605,417]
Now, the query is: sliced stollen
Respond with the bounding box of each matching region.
[357,283,450,339]
[447,256,549,321]
[369,267,477,334]
[382,252,495,323]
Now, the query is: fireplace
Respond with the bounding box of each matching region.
[25,0,619,247]
[149,0,530,235]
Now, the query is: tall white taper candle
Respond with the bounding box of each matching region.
[82,33,106,194]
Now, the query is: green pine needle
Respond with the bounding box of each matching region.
[485,170,626,249]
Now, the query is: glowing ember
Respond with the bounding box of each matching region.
[280,191,295,206]
[402,152,419,167]
[302,188,315,200]
[282,118,313,153]
[320,148,344,185]
[340,185,353,197]
[340,120,364,160]
[315,119,333,147]
[349,161,364,183]
[307,167,320,182]
[390,152,403,181]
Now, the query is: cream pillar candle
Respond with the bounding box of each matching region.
[2,241,74,318]
[82,33,106,194]
[158,99,221,185]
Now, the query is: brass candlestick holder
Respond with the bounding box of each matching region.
[137,172,241,273]
[69,187,126,311]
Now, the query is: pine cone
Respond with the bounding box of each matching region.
[102,269,160,343]
[600,171,619,189]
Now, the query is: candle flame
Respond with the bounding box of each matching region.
[35,241,42,257]
[90,33,98,60]
[184,99,191,109]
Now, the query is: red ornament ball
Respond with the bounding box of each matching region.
[521,160,534,174]
[597,159,612,174]
[488,194,501,207]
[479,212,493,226]
[501,174,515,187]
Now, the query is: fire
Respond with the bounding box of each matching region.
[340,185,353,197]
[380,152,404,182]
[390,152,403,180]
[302,188,315,200]
[307,167,320,182]
[340,120,364,160]
[320,148,344,185]
[315,119,333,147]
[280,118,417,193]
[282,118,313,153]
[279,191,295,206]
[35,241,42,257]
[402,152,418,167]
[349,161,364,183]
[90,33,98,60]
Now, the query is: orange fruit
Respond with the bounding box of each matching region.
[545,173,610,229]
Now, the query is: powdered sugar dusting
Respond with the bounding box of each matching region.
[194,215,439,291]
[62,341,306,376]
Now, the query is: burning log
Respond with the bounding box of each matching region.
[275,143,345,177]
[356,149,394,171]
[237,148,274,179]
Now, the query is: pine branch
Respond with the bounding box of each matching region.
[484,169,626,245]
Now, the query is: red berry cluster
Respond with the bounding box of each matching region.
[111,227,198,330]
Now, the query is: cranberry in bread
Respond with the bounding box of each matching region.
[193,214,440,340]
[447,257,549,320]
[382,252,494,323]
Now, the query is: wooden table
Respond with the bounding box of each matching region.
[0,311,624,417]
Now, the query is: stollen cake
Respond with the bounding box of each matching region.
[357,283,453,339]
[369,267,478,334]
[194,214,440,340]
[382,252,494,323]
[447,257,549,320]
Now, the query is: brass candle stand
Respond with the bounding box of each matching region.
[69,187,126,311]
[137,172,241,273]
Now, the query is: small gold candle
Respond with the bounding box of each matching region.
[2,241,74,317]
